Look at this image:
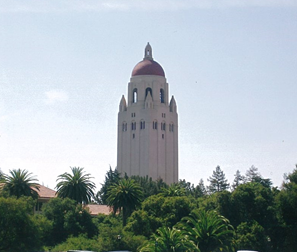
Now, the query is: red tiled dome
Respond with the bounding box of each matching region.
[132,59,165,77]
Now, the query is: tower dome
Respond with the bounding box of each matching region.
[131,43,165,77]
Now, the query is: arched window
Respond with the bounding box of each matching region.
[160,89,164,103]
[133,88,138,103]
[140,120,145,130]
[145,87,152,98]
[161,122,166,131]
[153,120,158,130]
[131,121,136,130]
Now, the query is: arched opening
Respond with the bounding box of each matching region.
[153,120,158,130]
[133,88,138,103]
[160,89,164,103]
[145,87,152,99]
[140,120,145,130]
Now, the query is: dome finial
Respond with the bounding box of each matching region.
[144,42,153,60]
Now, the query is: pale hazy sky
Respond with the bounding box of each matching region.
[0,0,296,190]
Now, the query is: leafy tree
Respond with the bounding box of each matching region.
[276,166,297,251]
[140,226,194,252]
[207,166,230,193]
[56,167,96,204]
[42,197,98,245]
[96,166,121,204]
[178,179,205,198]
[232,170,245,190]
[245,166,272,188]
[181,209,235,252]
[94,214,147,252]
[2,168,39,199]
[160,183,186,197]
[235,221,268,252]
[130,175,167,198]
[107,178,143,226]
[0,196,49,251]
[126,194,193,237]
[231,182,277,230]
[197,179,207,196]
[50,235,101,252]
[245,165,260,182]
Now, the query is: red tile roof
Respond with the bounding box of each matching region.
[33,184,56,199]
[85,204,113,216]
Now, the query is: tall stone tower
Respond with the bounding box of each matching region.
[117,43,178,184]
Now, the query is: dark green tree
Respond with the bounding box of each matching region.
[246,166,272,188]
[126,194,193,237]
[0,196,50,251]
[131,175,167,198]
[140,226,194,252]
[42,197,97,245]
[56,167,96,204]
[2,168,39,199]
[232,170,245,190]
[160,183,186,197]
[181,209,235,252]
[107,178,143,226]
[235,221,268,252]
[276,166,297,251]
[207,166,230,193]
[178,179,205,198]
[96,166,121,204]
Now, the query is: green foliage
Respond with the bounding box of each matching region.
[178,179,206,198]
[107,178,143,226]
[160,183,186,197]
[275,167,297,251]
[207,166,230,193]
[2,168,39,199]
[231,182,276,228]
[0,197,44,251]
[50,235,101,252]
[232,170,245,190]
[42,197,98,245]
[96,166,121,204]
[181,209,235,252]
[140,226,195,252]
[93,214,147,252]
[56,166,96,204]
[130,175,168,198]
[245,165,272,188]
[126,194,193,237]
[235,221,267,252]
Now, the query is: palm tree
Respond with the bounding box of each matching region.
[140,226,195,252]
[2,169,39,199]
[181,209,235,252]
[106,178,143,226]
[56,167,96,204]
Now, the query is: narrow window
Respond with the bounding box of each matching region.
[153,121,158,130]
[131,121,136,130]
[133,88,138,103]
[160,89,164,103]
[145,87,153,98]
[161,122,166,131]
[140,121,145,130]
